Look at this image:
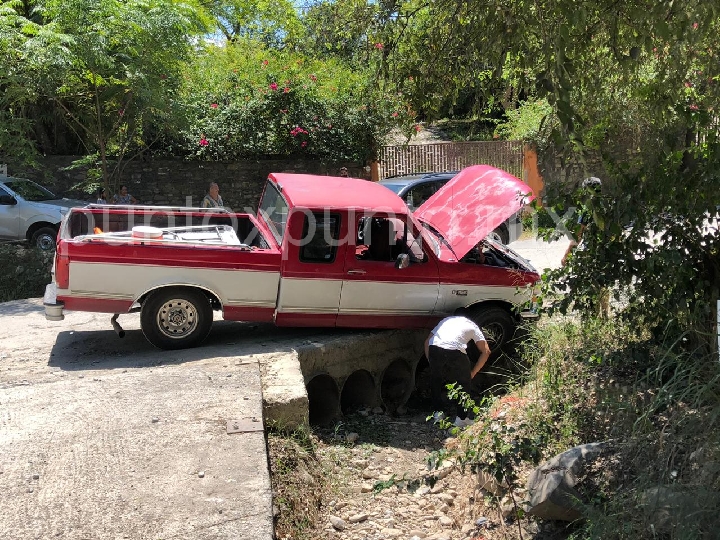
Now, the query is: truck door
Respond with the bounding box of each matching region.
[337,213,440,328]
[0,185,19,240]
[274,209,348,327]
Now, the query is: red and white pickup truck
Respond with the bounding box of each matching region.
[44,165,540,350]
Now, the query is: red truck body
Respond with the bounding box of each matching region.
[44,166,540,350]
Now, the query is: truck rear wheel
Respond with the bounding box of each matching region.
[467,306,516,355]
[141,288,213,350]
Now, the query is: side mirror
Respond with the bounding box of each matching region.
[395,253,410,269]
[0,195,17,205]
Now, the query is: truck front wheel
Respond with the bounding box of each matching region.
[141,288,213,350]
[468,306,516,355]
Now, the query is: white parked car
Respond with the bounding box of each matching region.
[0,177,87,250]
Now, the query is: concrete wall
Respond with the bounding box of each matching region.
[14,157,366,212]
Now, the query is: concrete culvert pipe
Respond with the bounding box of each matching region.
[306,374,340,426]
[340,370,377,415]
[381,359,413,412]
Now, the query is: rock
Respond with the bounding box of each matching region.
[415,486,431,496]
[407,530,426,538]
[329,515,346,530]
[436,493,454,504]
[348,513,368,523]
[198,471,205,478]
[438,515,453,526]
[362,468,378,480]
[526,441,610,521]
[31,474,39,480]
[475,517,488,527]
[372,407,384,414]
[346,432,360,444]
[380,527,402,537]
[361,483,374,493]
[151,417,159,423]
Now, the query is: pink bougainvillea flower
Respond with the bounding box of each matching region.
[270,82,278,91]
[301,141,307,147]
[414,124,422,133]
[199,137,209,146]
[309,74,317,82]
[693,22,699,29]
[391,112,398,117]
[283,87,290,93]
[118,109,124,116]
[210,103,218,109]
[374,42,384,50]
[685,82,692,88]
[690,104,699,111]
[280,109,288,114]
[262,59,269,66]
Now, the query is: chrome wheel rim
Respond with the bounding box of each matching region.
[37,233,56,251]
[157,298,199,339]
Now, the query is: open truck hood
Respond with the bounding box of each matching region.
[414,165,534,259]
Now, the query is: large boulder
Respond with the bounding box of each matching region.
[526,441,611,521]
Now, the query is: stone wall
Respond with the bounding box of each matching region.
[14,157,365,212]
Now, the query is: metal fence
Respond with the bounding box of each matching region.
[379,140,524,179]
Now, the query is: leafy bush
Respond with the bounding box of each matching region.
[0,246,53,302]
[166,41,411,162]
[495,99,553,143]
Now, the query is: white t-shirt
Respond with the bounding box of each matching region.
[428,316,485,353]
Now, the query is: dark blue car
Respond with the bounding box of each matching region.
[378,171,522,244]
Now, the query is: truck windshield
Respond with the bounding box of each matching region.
[258,181,288,244]
[4,179,57,201]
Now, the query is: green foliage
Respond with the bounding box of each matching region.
[171,41,410,162]
[0,246,53,302]
[495,99,553,143]
[525,316,720,538]
[205,0,301,45]
[428,385,543,500]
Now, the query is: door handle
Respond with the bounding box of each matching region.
[347,269,366,275]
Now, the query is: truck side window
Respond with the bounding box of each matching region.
[300,213,340,263]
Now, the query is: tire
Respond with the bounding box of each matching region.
[488,223,510,245]
[141,288,213,350]
[31,226,58,251]
[467,306,516,355]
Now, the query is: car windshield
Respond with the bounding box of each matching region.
[4,179,57,202]
[257,181,288,244]
[378,183,404,194]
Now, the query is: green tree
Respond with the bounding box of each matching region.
[204,0,302,47]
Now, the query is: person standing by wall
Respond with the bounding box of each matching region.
[112,185,138,205]
[202,182,224,208]
[424,313,491,423]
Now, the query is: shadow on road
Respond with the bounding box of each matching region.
[0,298,45,316]
[48,320,365,371]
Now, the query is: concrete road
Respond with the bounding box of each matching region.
[0,303,320,540]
